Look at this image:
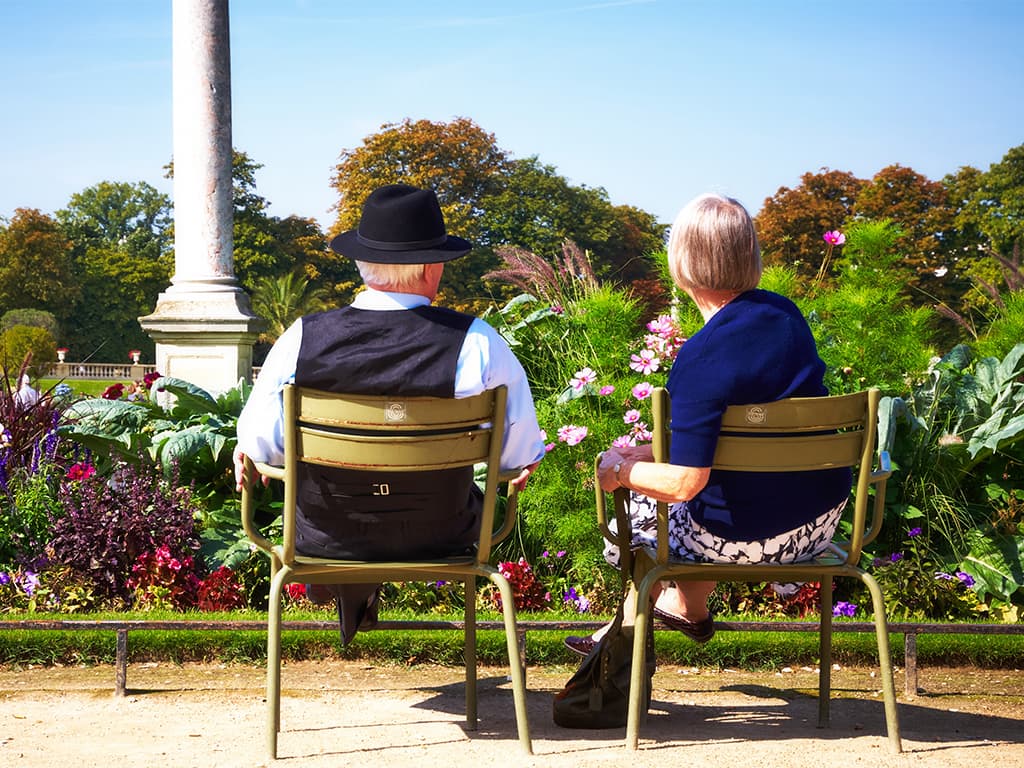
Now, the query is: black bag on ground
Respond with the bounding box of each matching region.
[552,601,655,729]
[552,479,655,729]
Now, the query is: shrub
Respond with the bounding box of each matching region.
[46,460,201,604]
[0,327,57,378]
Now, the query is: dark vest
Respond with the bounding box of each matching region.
[293,305,482,560]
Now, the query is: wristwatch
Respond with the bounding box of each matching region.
[613,462,623,482]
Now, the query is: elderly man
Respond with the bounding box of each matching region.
[234,183,545,642]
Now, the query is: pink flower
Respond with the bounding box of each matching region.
[629,349,660,375]
[632,382,653,400]
[544,442,556,453]
[630,422,652,442]
[599,385,615,396]
[646,315,676,335]
[557,425,589,446]
[569,367,598,391]
[612,435,636,448]
[823,230,846,246]
[623,409,641,424]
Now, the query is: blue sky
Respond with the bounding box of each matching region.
[2,0,1022,230]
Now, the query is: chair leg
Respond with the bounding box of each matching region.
[626,571,657,750]
[860,571,902,753]
[266,565,290,760]
[491,571,532,754]
[818,577,833,728]
[464,577,478,730]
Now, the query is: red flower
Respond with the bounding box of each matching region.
[102,383,125,400]
[66,462,97,481]
[284,583,307,600]
[143,371,162,389]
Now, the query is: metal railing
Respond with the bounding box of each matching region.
[1,617,1020,697]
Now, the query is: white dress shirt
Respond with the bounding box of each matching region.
[236,288,546,473]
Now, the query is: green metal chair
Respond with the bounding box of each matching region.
[240,384,531,758]
[596,387,901,752]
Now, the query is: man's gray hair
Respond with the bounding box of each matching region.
[355,261,429,292]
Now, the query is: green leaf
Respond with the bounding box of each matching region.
[151,376,218,415]
[959,531,1024,602]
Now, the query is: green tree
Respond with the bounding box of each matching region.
[1,309,58,338]
[55,182,174,360]
[0,209,79,330]
[251,271,330,344]
[961,144,1024,256]
[57,180,172,260]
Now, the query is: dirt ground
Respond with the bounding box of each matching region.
[1,660,1022,768]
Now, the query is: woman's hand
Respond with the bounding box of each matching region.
[597,449,627,492]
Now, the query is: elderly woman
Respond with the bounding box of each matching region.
[565,193,851,655]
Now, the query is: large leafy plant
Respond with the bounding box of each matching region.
[878,343,1024,610]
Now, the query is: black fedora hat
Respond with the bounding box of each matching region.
[329,184,472,264]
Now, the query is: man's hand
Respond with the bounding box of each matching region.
[233,448,269,493]
[509,460,541,492]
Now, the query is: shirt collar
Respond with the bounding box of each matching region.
[351,287,432,310]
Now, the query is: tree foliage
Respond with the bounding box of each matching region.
[0,209,79,330]
[0,325,57,377]
[961,144,1024,256]
[755,169,867,284]
[55,182,174,360]
[329,119,667,313]
[250,271,330,344]
[1,309,58,337]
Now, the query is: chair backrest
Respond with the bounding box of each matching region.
[278,384,508,564]
[651,387,882,564]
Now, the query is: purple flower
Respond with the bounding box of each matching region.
[541,550,549,559]
[21,571,39,597]
[955,571,975,587]
[556,550,566,558]
[832,601,857,618]
[0,572,10,586]
[907,527,922,538]
[890,552,904,563]
[934,571,954,581]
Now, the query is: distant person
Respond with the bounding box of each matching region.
[564,193,851,656]
[234,183,546,643]
[14,374,40,409]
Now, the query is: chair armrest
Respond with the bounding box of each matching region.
[239,456,281,555]
[491,482,520,547]
[861,450,893,549]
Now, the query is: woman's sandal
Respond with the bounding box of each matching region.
[652,607,716,643]
[563,635,597,657]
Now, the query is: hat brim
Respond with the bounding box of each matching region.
[329,231,472,264]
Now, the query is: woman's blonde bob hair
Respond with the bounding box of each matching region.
[667,193,761,293]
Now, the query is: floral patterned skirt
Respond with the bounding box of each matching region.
[603,493,846,568]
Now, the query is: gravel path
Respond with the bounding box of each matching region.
[1,661,1022,767]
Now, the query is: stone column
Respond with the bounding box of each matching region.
[139,0,262,394]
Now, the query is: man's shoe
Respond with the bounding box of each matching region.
[304,583,336,606]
